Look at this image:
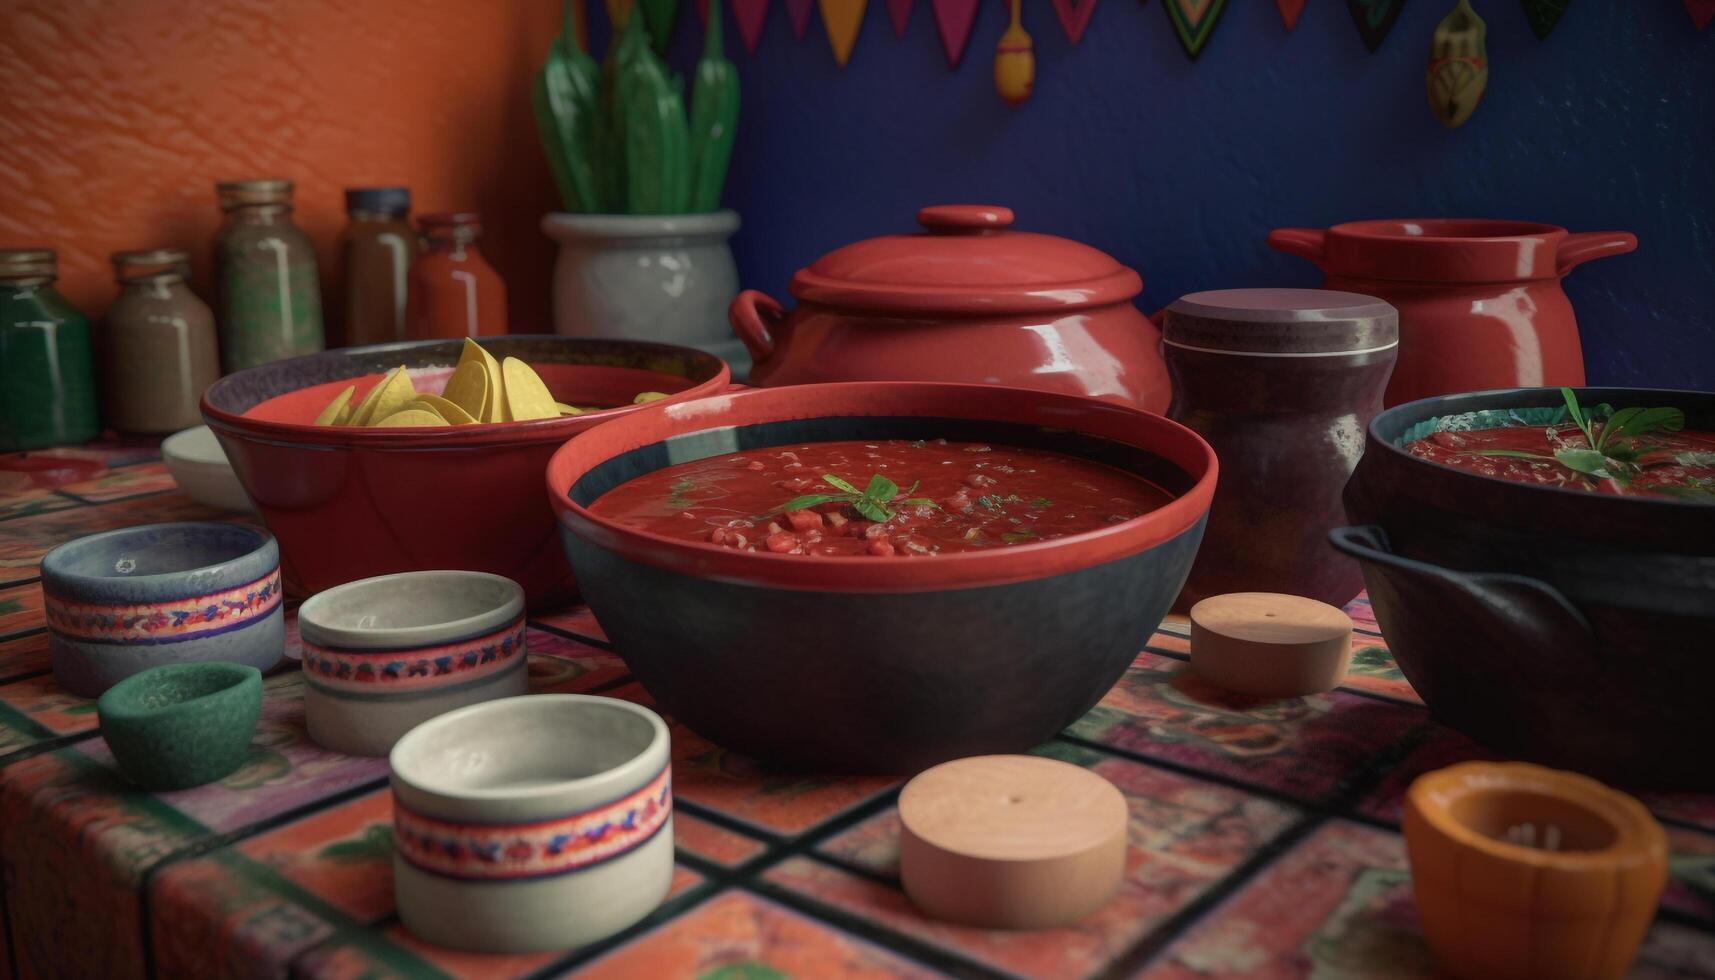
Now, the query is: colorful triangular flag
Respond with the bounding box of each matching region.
[1050,0,1099,43]
[1276,0,1305,30]
[787,0,815,37]
[1519,0,1567,38]
[605,0,635,28]
[1688,0,1715,29]
[1347,0,1407,50]
[820,0,866,63]
[887,0,916,35]
[930,0,981,66]
[731,0,772,49]
[1163,0,1227,58]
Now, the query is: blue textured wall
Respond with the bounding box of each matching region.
[640,0,1715,389]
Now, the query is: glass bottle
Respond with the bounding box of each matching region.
[407,212,508,339]
[102,249,221,434]
[340,186,417,348]
[0,250,100,451]
[213,179,324,372]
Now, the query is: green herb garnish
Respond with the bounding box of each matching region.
[1001,531,1039,544]
[779,474,937,522]
[1472,387,1688,488]
[1030,496,1052,508]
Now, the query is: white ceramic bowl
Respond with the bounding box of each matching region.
[390,694,673,952]
[298,571,528,757]
[161,425,255,513]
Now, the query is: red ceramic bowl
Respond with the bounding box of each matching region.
[203,336,730,608]
[545,382,1217,770]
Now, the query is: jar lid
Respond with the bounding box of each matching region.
[217,179,293,208]
[112,248,191,280]
[789,205,1141,315]
[1163,288,1398,356]
[0,249,56,281]
[346,186,411,214]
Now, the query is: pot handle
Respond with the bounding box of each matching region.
[1329,525,1597,653]
[1556,231,1638,277]
[1266,227,1328,266]
[729,290,784,363]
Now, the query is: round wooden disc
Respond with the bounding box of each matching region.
[1189,592,1353,698]
[898,755,1128,929]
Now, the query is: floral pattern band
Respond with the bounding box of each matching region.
[302,618,526,694]
[44,570,281,644]
[394,764,672,882]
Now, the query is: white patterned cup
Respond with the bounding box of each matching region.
[389,694,673,952]
[299,571,528,757]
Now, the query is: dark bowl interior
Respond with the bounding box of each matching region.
[552,385,1214,772]
[1341,386,1715,788]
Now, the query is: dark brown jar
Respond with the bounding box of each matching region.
[339,186,417,347]
[214,179,324,372]
[1164,288,1398,610]
[101,249,221,434]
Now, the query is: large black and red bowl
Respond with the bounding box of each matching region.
[547,382,1216,772]
[1335,386,1715,789]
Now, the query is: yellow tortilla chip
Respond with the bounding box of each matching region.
[346,368,400,427]
[313,385,357,426]
[440,361,489,421]
[407,394,476,425]
[456,339,507,422]
[502,357,559,421]
[555,401,585,416]
[365,366,418,425]
[633,391,669,404]
[371,409,445,427]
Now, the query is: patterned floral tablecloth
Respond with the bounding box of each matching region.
[3,441,1715,979]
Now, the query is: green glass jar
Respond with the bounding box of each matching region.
[0,250,100,451]
[213,179,325,372]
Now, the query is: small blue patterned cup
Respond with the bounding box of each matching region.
[41,521,284,697]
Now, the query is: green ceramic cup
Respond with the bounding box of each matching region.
[96,661,263,790]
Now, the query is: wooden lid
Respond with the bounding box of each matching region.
[1189,592,1353,698]
[898,755,1128,929]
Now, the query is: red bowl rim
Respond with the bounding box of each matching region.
[546,382,1217,593]
[200,336,733,449]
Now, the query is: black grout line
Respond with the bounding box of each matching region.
[0,578,41,593]
[0,729,100,771]
[525,618,614,650]
[672,795,788,845]
[1055,731,1316,812]
[136,775,391,977]
[741,878,1018,980]
[0,668,50,688]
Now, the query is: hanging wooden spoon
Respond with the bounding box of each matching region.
[993,0,1034,106]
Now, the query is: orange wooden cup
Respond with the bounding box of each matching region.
[1403,761,1667,980]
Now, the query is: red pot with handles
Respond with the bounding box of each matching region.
[1267,219,1636,406]
[729,205,1171,412]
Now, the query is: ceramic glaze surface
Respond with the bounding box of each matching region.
[298,571,529,757]
[201,336,730,607]
[1336,387,1715,788]
[96,661,263,790]
[389,695,673,952]
[1268,220,1636,406]
[41,522,284,697]
[731,206,1170,412]
[543,211,740,348]
[161,425,255,513]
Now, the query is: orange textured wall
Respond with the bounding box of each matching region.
[0,0,564,336]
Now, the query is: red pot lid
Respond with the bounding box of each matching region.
[789,206,1143,315]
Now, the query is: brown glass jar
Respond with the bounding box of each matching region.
[101,249,221,434]
[214,179,324,372]
[340,186,417,347]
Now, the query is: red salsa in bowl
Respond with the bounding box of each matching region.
[588,438,1175,557]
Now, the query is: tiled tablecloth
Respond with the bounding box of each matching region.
[3,441,1715,979]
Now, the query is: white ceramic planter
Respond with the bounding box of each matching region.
[298,571,528,757]
[390,694,673,953]
[542,211,741,356]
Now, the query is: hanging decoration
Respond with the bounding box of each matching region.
[1050,0,1099,44]
[1276,0,1305,31]
[572,0,591,51]
[820,0,868,64]
[606,0,635,28]
[994,0,1035,104]
[1688,0,1715,30]
[1163,0,1228,59]
[887,0,916,36]
[1519,0,1566,38]
[731,0,772,49]
[1427,0,1487,127]
[931,0,982,67]
[787,0,815,37]
[1347,0,1407,50]
[640,0,681,51]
